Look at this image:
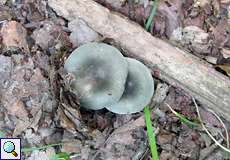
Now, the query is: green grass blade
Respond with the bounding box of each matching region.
[145,0,159,31]
[144,106,159,160]
[49,152,70,160]
[143,1,159,158]
[166,103,200,128]
[174,111,200,127]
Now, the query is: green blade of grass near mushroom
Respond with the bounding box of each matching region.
[143,0,159,159]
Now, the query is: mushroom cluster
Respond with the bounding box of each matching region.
[64,43,154,114]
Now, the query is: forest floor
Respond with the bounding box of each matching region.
[0,0,230,160]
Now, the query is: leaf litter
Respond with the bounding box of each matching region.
[0,0,230,159]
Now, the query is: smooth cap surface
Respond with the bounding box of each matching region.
[64,43,128,110]
[106,58,154,114]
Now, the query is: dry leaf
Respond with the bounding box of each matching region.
[9,100,28,118]
[1,21,29,53]
[216,64,230,76]
[97,116,146,159]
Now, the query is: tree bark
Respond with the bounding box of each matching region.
[48,0,230,121]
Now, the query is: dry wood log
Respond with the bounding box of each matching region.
[48,0,230,121]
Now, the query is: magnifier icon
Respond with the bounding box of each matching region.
[3,141,18,157]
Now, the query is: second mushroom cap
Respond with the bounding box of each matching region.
[106,57,154,114]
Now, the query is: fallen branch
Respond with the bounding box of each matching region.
[48,0,230,121]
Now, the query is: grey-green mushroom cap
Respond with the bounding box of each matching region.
[106,58,154,114]
[64,42,128,110]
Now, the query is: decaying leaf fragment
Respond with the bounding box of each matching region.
[216,64,230,77]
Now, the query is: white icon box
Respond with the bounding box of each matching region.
[0,138,21,160]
